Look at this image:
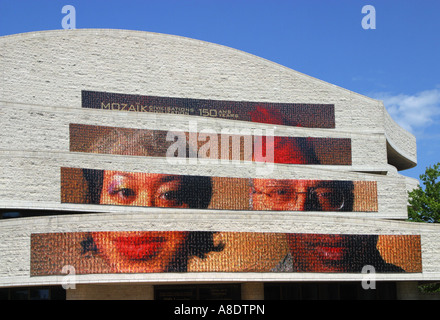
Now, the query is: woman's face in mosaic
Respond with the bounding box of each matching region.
[95,171,190,272]
[100,171,190,208]
[91,231,189,273]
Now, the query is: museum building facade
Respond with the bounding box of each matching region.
[0,29,439,300]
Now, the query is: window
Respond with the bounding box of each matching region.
[155,284,241,300]
[0,286,66,300]
[264,282,396,300]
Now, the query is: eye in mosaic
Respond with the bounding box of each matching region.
[61,168,378,212]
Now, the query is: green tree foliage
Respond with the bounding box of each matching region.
[408,162,440,223]
[418,282,440,294]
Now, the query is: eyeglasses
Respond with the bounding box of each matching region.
[251,185,347,211]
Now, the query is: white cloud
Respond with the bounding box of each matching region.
[373,89,440,133]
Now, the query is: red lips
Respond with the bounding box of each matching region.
[114,235,165,260]
[306,235,349,261]
[314,245,348,261]
[287,234,351,271]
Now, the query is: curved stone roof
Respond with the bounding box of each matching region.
[0,29,416,169]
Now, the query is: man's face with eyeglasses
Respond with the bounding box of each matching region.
[251,179,347,211]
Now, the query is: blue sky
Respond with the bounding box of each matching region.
[1,0,439,182]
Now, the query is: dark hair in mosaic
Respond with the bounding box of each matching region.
[82,169,104,205]
[168,232,225,272]
[337,235,404,273]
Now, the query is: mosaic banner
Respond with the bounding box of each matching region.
[30,231,422,275]
[81,90,335,128]
[70,124,351,165]
[61,168,378,212]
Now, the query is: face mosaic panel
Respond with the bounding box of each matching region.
[30,231,422,275]
[47,91,403,279]
[82,90,335,128]
[61,167,378,212]
[70,124,352,165]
